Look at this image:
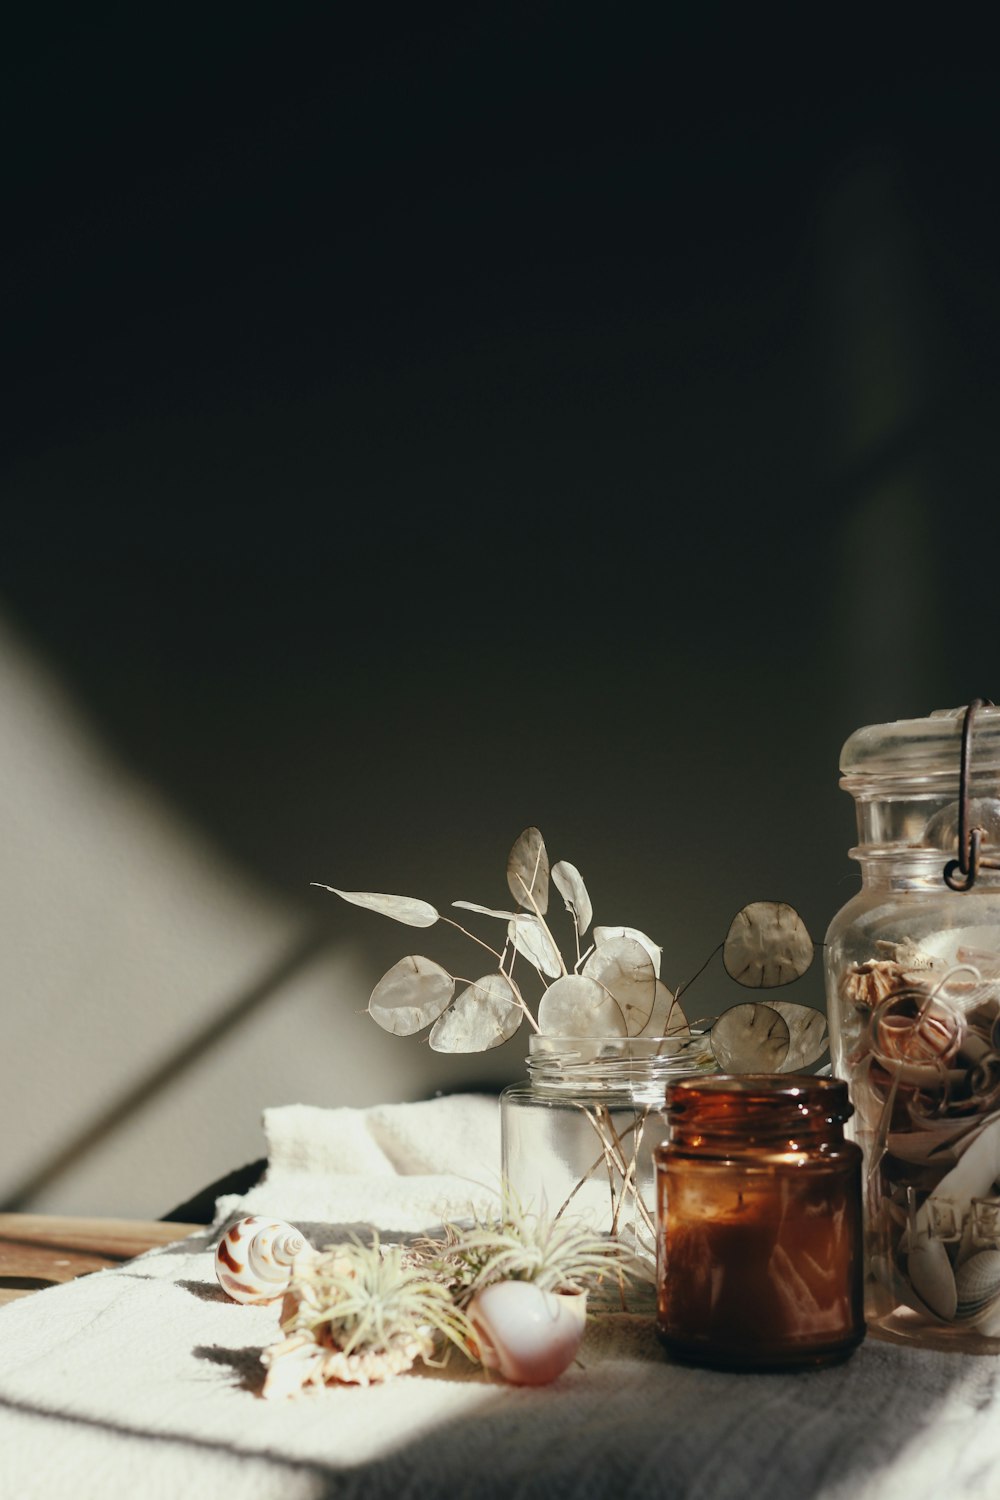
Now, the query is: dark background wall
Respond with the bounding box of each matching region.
[3,6,1000,1210]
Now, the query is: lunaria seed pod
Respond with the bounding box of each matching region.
[215,1215,313,1304]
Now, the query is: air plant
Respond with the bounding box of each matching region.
[413,1189,636,1384]
[418,1187,637,1305]
[260,1235,474,1398]
[315,827,828,1074]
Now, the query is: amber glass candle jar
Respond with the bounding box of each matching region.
[655,1075,865,1369]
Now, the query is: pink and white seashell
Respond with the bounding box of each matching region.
[215,1215,313,1305]
[467,1281,587,1385]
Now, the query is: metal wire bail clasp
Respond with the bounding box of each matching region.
[944,697,1000,892]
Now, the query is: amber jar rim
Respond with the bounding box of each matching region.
[666,1073,848,1106]
[664,1073,853,1137]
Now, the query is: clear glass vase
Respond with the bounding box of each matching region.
[825,703,1000,1351]
[500,1032,716,1289]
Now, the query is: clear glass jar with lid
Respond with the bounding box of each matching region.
[500,1031,716,1289]
[825,700,1000,1350]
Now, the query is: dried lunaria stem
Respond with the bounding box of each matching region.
[839,951,1000,1331]
[315,831,825,1069]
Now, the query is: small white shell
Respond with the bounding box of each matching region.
[215,1215,312,1305]
[955,1250,1000,1319]
[468,1281,587,1385]
[907,1236,957,1321]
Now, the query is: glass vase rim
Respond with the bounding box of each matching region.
[528,1032,710,1049]
[526,1032,715,1070]
[524,1031,717,1090]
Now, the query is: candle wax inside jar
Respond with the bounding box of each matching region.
[659,1170,861,1354]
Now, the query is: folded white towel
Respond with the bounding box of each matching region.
[2,1095,1000,1500]
[213,1094,503,1231]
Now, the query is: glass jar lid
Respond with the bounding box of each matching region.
[841,704,1000,784]
[840,702,1000,873]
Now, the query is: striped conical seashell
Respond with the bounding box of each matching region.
[956,1250,1000,1320]
[215,1216,312,1304]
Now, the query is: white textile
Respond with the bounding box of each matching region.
[2,1094,1000,1500]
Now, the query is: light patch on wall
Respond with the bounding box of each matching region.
[0,613,419,1217]
[816,148,940,722]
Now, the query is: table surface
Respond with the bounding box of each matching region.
[0,1213,203,1306]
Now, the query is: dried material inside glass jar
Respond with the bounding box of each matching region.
[837,949,1000,1339]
